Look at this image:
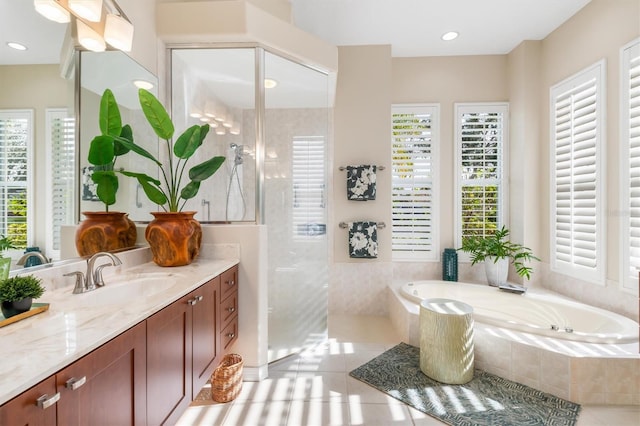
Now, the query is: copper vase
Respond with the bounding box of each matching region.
[145,211,202,267]
[75,212,137,257]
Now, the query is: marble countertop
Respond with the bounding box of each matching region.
[0,257,239,405]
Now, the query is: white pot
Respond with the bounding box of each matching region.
[484,257,509,287]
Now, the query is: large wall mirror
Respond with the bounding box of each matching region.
[0,0,158,271]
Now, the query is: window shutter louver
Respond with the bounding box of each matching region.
[47,109,76,254]
[551,61,604,284]
[455,104,507,248]
[292,136,326,239]
[623,40,640,292]
[392,105,439,261]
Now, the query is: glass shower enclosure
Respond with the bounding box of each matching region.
[170,47,330,363]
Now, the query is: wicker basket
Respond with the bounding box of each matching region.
[211,353,243,403]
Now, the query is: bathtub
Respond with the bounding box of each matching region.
[401,280,639,344]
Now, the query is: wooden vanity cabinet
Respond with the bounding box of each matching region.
[219,265,239,351]
[0,376,57,426]
[1,264,239,426]
[146,276,221,426]
[56,321,147,426]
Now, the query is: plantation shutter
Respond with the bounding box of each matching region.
[550,61,604,284]
[47,109,76,256]
[292,136,326,239]
[391,105,439,261]
[455,104,507,245]
[623,40,640,291]
[0,110,32,249]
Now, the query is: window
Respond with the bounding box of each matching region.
[46,108,76,259]
[550,60,606,284]
[621,39,640,292]
[391,104,439,261]
[0,110,33,250]
[292,136,326,239]
[454,103,508,250]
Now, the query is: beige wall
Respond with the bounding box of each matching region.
[392,54,509,250]
[333,45,392,262]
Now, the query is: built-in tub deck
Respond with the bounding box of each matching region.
[388,282,640,405]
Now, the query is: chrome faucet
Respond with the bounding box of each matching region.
[16,252,50,266]
[65,252,122,294]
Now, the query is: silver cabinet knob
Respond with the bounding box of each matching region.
[36,393,60,410]
[65,376,87,391]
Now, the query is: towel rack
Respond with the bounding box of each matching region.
[339,221,386,229]
[339,165,385,171]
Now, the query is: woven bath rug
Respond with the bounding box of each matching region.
[349,342,581,426]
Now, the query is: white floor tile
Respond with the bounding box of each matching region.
[176,314,638,426]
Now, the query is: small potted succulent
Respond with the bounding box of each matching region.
[0,275,45,318]
[459,226,539,286]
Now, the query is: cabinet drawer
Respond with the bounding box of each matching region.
[220,292,238,327]
[220,265,238,301]
[220,316,238,351]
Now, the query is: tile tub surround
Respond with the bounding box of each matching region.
[388,284,640,405]
[0,253,239,405]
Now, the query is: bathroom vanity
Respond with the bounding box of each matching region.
[0,258,239,425]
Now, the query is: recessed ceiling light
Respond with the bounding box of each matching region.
[441,31,459,41]
[133,80,154,90]
[264,78,278,89]
[7,42,27,51]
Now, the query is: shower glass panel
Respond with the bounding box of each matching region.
[171,48,256,222]
[264,51,329,362]
[170,46,330,363]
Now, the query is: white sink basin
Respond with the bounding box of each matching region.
[76,272,182,306]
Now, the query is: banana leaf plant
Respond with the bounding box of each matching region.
[87,88,137,210]
[89,88,225,213]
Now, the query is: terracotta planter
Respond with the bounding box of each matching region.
[75,212,137,257]
[145,211,202,267]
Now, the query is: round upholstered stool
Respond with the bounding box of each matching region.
[419,298,474,384]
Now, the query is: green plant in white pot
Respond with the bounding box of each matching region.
[459,226,539,286]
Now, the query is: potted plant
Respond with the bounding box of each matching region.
[104,89,225,266]
[0,235,16,282]
[0,275,45,318]
[458,226,539,286]
[75,89,137,257]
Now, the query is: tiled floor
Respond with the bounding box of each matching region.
[177,314,640,425]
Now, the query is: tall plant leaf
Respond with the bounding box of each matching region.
[114,125,133,156]
[88,135,114,166]
[99,89,122,137]
[180,181,200,200]
[173,125,201,159]
[114,135,161,166]
[91,171,118,206]
[121,171,167,205]
[138,89,174,140]
[189,156,225,182]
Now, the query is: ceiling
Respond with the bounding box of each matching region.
[2,0,593,66]
[290,0,593,57]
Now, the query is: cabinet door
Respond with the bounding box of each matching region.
[192,276,220,397]
[0,376,58,426]
[56,321,146,426]
[146,292,192,426]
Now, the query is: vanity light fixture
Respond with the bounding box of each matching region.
[34,0,134,53]
[133,80,154,90]
[264,78,278,89]
[76,19,105,52]
[68,0,103,22]
[229,124,240,135]
[104,13,133,51]
[7,42,28,51]
[441,31,459,41]
[34,0,71,23]
[215,127,226,135]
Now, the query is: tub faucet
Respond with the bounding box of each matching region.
[16,252,50,266]
[65,252,122,294]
